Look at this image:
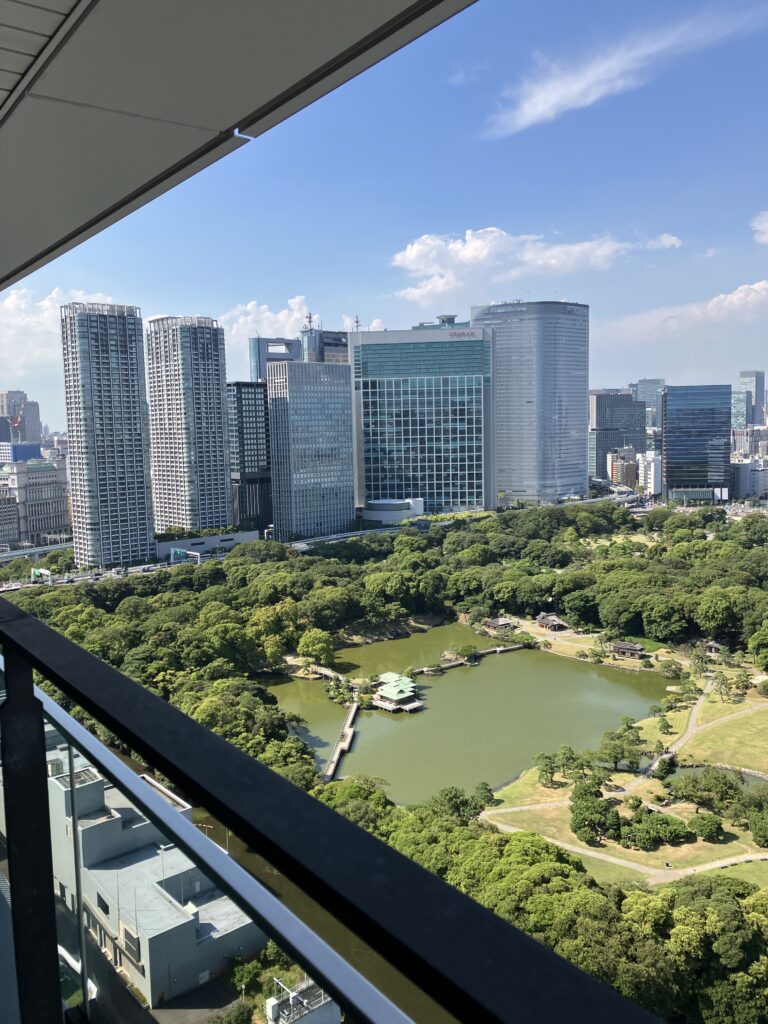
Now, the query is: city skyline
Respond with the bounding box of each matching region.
[1,0,768,424]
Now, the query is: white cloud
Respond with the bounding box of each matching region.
[217,295,310,379]
[0,286,113,428]
[591,279,768,385]
[341,314,384,332]
[447,63,487,86]
[752,210,768,244]
[645,233,682,250]
[486,8,768,137]
[392,226,681,304]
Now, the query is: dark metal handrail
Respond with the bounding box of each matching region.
[0,597,659,1024]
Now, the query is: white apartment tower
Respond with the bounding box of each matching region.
[145,317,231,532]
[60,303,155,567]
[470,300,589,505]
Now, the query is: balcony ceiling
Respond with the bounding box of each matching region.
[0,0,473,290]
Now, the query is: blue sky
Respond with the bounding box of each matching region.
[3,0,768,427]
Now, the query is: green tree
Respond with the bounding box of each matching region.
[692,812,723,843]
[296,628,335,666]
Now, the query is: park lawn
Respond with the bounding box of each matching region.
[622,635,668,653]
[490,803,763,871]
[626,777,669,804]
[702,860,768,888]
[495,769,638,809]
[696,696,757,726]
[577,853,648,887]
[636,707,690,746]
[494,768,571,808]
[682,709,768,774]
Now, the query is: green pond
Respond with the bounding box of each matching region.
[268,623,669,804]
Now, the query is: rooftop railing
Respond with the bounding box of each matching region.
[0,596,659,1024]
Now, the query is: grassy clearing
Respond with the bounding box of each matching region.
[577,854,647,887]
[683,710,768,774]
[702,861,768,887]
[623,635,668,653]
[491,803,763,871]
[494,768,570,807]
[636,707,691,745]
[696,696,758,726]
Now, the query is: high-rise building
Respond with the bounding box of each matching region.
[732,389,753,430]
[606,447,638,488]
[470,300,589,504]
[740,371,765,426]
[300,327,348,364]
[0,390,42,443]
[637,451,662,497]
[0,459,69,545]
[60,303,154,567]
[268,362,354,541]
[351,325,494,512]
[249,331,349,382]
[629,379,665,428]
[588,390,646,480]
[249,337,302,382]
[146,317,231,533]
[661,385,732,502]
[0,442,42,463]
[227,381,272,533]
[0,488,20,547]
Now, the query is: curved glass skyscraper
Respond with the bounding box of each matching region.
[470,300,589,505]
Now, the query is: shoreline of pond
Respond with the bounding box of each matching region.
[270,624,670,805]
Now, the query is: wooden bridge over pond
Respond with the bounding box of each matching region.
[322,700,359,782]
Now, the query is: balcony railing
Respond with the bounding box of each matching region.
[0,596,659,1024]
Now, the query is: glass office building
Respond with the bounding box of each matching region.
[470,300,588,505]
[227,381,272,532]
[740,370,765,425]
[249,336,302,381]
[267,362,354,540]
[588,390,646,479]
[732,388,753,430]
[629,378,665,428]
[661,385,732,501]
[352,327,494,512]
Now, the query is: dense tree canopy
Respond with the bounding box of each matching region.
[9,502,768,1021]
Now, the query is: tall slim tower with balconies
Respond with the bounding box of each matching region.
[146,317,231,533]
[60,302,154,567]
[470,300,589,505]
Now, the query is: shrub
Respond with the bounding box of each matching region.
[692,812,724,843]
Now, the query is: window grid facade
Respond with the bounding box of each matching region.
[60,303,155,568]
[361,376,485,512]
[470,301,588,505]
[588,390,646,480]
[352,329,494,513]
[227,381,272,532]
[661,385,732,501]
[146,317,231,532]
[268,362,354,541]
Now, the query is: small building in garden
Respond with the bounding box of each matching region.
[705,640,724,657]
[535,613,567,632]
[372,673,424,713]
[610,641,647,660]
[485,616,515,635]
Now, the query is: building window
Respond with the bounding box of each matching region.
[122,924,141,962]
[97,893,110,916]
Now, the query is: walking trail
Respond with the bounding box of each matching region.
[483,678,768,884]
